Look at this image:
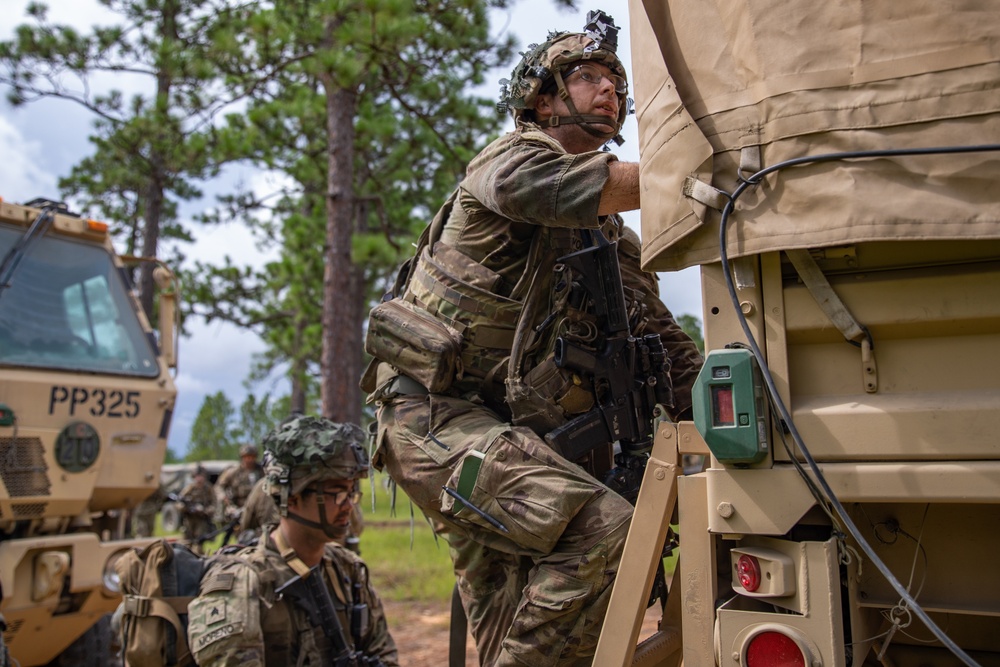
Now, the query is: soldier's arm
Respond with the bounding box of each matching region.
[598,161,640,216]
[464,137,617,229]
[188,560,265,666]
[216,468,239,509]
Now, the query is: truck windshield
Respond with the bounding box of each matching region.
[0,223,159,377]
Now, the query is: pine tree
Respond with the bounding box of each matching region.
[0,0,255,319]
[188,390,237,460]
[188,0,525,423]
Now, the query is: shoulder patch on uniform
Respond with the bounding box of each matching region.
[204,599,227,625]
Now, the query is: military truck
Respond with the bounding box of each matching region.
[596,2,1000,665]
[0,197,178,665]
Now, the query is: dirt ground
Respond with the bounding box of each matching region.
[382,599,661,667]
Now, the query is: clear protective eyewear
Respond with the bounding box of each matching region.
[307,487,362,506]
[564,63,627,95]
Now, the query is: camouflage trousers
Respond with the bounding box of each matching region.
[375,394,632,667]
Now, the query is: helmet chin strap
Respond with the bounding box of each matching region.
[285,496,348,541]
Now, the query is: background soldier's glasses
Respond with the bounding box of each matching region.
[565,64,627,94]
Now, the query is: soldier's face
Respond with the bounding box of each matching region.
[536,63,619,119]
[241,454,256,469]
[293,479,357,529]
[533,61,621,152]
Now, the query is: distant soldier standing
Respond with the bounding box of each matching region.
[217,443,265,520]
[179,466,216,551]
[186,416,398,666]
[131,483,167,538]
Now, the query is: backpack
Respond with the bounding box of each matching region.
[115,539,207,666]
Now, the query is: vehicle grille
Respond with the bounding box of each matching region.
[0,437,52,497]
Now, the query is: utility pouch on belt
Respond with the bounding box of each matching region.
[365,297,462,393]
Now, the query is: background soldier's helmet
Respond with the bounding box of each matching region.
[239,443,258,458]
[497,9,631,144]
[261,416,369,515]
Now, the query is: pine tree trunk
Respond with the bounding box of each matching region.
[321,84,360,424]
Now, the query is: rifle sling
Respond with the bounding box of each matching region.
[272,527,311,577]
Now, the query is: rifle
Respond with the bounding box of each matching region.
[167,492,212,519]
[275,565,385,667]
[544,232,674,501]
[195,508,242,549]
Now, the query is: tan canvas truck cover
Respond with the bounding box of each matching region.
[589,3,1000,665]
[629,0,1000,271]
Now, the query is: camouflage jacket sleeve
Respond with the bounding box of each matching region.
[180,483,217,518]
[188,558,265,666]
[328,546,400,667]
[461,128,617,229]
[216,466,236,496]
[617,223,704,419]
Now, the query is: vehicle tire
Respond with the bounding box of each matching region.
[47,614,121,667]
[161,502,182,533]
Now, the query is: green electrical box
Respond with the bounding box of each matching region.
[692,348,769,465]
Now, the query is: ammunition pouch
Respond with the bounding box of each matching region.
[364,297,462,394]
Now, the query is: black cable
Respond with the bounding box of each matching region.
[718,142,1000,667]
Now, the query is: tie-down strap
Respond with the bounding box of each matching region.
[785,248,878,393]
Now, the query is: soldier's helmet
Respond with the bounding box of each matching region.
[239,443,258,458]
[497,9,631,145]
[261,416,369,514]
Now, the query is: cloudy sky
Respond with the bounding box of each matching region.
[1,0,702,454]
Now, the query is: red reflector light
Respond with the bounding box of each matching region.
[736,554,761,592]
[746,631,805,667]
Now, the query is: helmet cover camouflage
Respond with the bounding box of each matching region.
[238,443,258,457]
[261,416,369,507]
[497,10,631,142]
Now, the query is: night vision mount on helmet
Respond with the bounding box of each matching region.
[497,9,633,145]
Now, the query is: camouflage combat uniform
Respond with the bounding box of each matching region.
[187,529,397,666]
[180,478,217,545]
[217,463,264,517]
[366,14,703,663]
[369,121,702,667]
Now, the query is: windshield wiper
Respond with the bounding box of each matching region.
[0,199,68,301]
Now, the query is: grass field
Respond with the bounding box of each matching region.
[358,473,457,602]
